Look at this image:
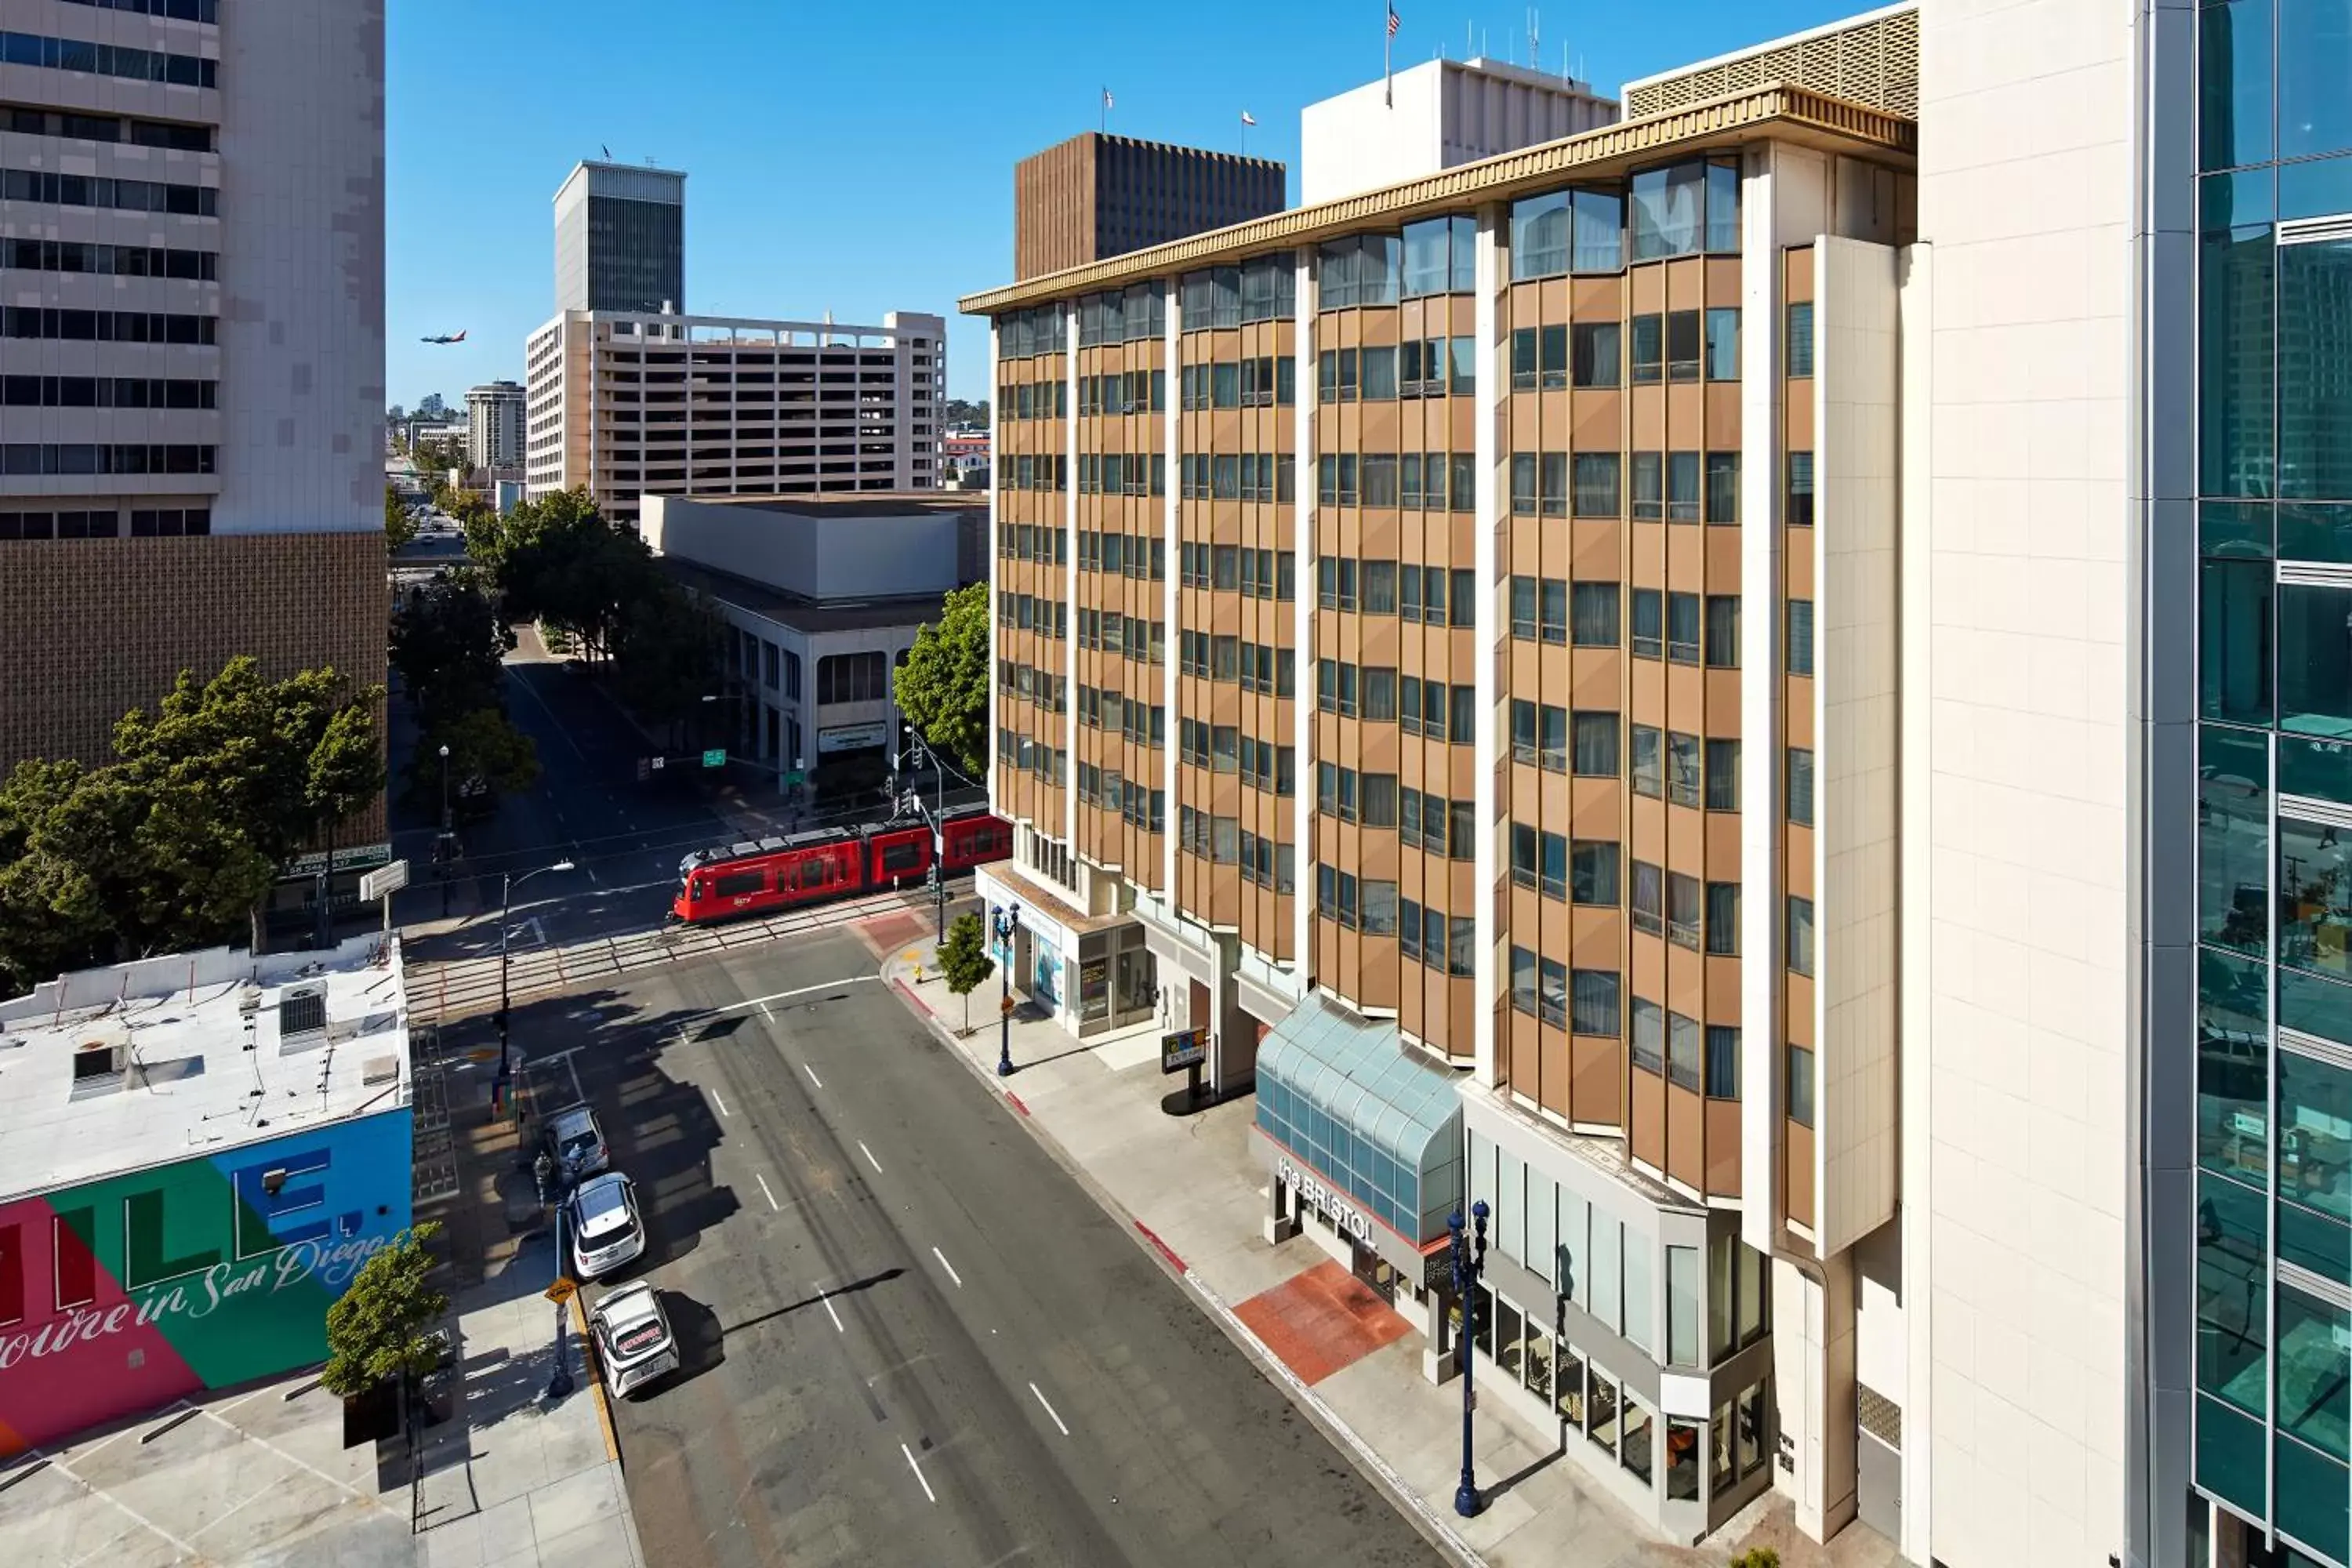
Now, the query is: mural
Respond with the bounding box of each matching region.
[0,1108,412,1457]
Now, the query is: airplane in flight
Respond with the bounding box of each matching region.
[419,328,466,344]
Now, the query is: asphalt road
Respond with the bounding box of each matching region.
[524,933,1444,1568]
[387,644,976,960]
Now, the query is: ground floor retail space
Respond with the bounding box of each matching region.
[976,864,1163,1040]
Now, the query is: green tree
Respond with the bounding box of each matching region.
[609,579,727,747]
[895,583,989,779]
[321,1223,449,1399]
[391,575,512,728]
[937,910,996,1036]
[407,706,539,815]
[383,485,416,549]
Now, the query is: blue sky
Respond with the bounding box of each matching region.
[387,0,1861,408]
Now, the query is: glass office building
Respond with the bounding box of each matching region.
[2196,0,2352,1559]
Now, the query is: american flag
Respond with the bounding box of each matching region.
[1386,3,1399,35]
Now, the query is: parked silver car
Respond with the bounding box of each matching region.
[587,1281,678,1399]
[541,1105,609,1183]
[567,1172,645,1279]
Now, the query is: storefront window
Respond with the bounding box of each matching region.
[1497,1295,1526,1385]
[1558,1347,1586,1429]
[1525,1325,1555,1404]
[1588,1374,1620,1461]
[1621,1398,1655,1486]
[1737,1379,1769,1477]
[1667,1418,1702,1500]
[1712,1399,1737,1493]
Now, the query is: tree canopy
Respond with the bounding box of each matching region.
[895,583,989,779]
[937,910,996,1036]
[384,485,416,549]
[321,1223,449,1398]
[0,659,383,993]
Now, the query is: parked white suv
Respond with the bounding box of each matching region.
[567,1172,645,1279]
[588,1281,678,1399]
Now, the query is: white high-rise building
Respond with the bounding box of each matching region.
[466,379,524,470]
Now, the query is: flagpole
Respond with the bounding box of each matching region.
[1100,86,1105,135]
[1385,9,1393,107]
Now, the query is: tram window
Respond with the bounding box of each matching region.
[881,840,924,874]
[712,870,764,898]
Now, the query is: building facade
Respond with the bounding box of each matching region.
[554,160,684,315]
[1014,133,1286,282]
[0,0,387,851]
[0,935,413,1457]
[524,310,946,530]
[466,379,525,470]
[1300,55,1621,207]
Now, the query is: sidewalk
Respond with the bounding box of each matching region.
[875,920,1900,1568]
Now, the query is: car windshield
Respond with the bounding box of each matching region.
[614,1317,668,1357]
[577,1183,631,1235]
[559,1127,598,1158]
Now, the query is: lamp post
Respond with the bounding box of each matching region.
[901,724,949,942]
[993,901,1020,1077]
[437,743,452,917]
[547,1182,574,1400]
[1449,1199,1492,1518]
[497,859,577,1079]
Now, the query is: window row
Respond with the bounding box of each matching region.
[1312,660,1478,738]
[0,375,216,409]
[1240,829,1298,891]
[1316,557,1475,623]
[1509,158,1742,278]
[0,105,212,151]
[1077,285,1166,347]
[1506,576,1621,645]
[0,31,217,88]
[996,522,1067,563]
[1076,452,1165,496]
[0,307,216,344]
[60,0,216,22]
[1177,720,1297,789]
[1316,339,1474,402]
[1316,867,1402,934]
[1076,763,1167,830]
[1316,451,1478,512]
[1504,949,1626,1034]
[1509,829,1619,906]
[1000,379,1068,420]
[1178,805,1242,862]
[1000,453,1069,492]
[0,239,217,280]
[1077,686,1164,745]
[1625,726,1742,810]
[1400,788,1477,858]
[1179,542,1296,599]
[0,168,216,217]
[1178,451,1294,503]
[1400,900,1479,976]
[1178,631,1295,693]
[996,591,1068,639]
[1507,450,1740,522]
[1624,998,1741,1097]
[1510,309,1739,390]
[1075,609,1166,662]
[0,442,213,476]
[1078,369,1165,416]
[996,730,1069,785]
[1078,528,1165,579]
[999,307,1066,358]
[0,506,208,540]
[1181,255,1295,328]
[1180,356,1294,409]
[1625,590,1740,666]
[1627,864,1740,954]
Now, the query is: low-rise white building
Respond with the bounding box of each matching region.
[1299,55,1618,206]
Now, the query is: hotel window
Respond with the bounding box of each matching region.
[1788,747,1815,827]
[1572,968,1621,1034]
[1573,452,1621,517]
[1787,597,1816,676]
[1630,314,1664,383]
[1573,321,1621,387]
[1539,324,1570,389]
[1666,310,1702,382]
[1667,592,1701,665]
[1573,840,1618,905]
[1540,452,1569,516]
[1632,589,1663,659]
[1704,307,1740,380]
[1632,452,1664,519]
[1401,215,1476,296]
[1705,1026,1740,1098]
[1787,452,1815,526]
[1667,731,1701,808]
[1632,996,1664,1072]
[1668,874,1702,951]
[1571,581,1618,646]
[1572,711,1619,777]
[1788,896,1816,978]
[1512,328,1539,391]
[1668,450,1701,521]
[1511,452,1537,514]
[1706,883,1740,956]
[1707,739,1740,811]
[1632,726,1663,799]
[1705,594,1740,667]
[1788,1044,1816,1127]
[1668,1011,1703,1090]
[1706,452,1740,523]
[1787,301,1816,377]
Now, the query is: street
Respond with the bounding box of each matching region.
[497,930,1446,1568]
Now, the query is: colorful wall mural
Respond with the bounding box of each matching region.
[0,1107,413,1457]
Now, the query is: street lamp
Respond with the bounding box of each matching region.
[993,901,1020,1077]
[497,859,577,1079]
[547,1185,575,1401]
[437,743,452,917]
[1448,1199,1492,1518]
[900,724,949,942]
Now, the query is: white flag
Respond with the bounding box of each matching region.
[1240,110,1257,125]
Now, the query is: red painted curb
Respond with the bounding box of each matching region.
[1006,1092,1031,1117]
[1134,1221,1188,1276]
[893,978,934,1017]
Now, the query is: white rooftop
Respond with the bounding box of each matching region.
[0,935,412,1203]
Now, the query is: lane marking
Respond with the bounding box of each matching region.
[755,1172,779,1211]
[801,1061,824,1089]
[710,1087,731,1118]
[1029,1382,1070,1436]
[901,1443,937,1504]
[858,1142,882,1174]
[760,1001,775,1022]
[822,1293,844,1333]
[931,1247,962,1287]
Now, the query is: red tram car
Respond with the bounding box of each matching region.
[669,804,1011,924]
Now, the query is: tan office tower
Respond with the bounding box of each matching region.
[1014,133,1285,282]
[0,0,388,857]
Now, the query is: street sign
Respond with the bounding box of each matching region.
[702,748,726,768]
[1000,995,1015,1014]
[544,1277,577,1305]
[649,755,666,771]
[783,769,806,786]
[359,859,408,901]
[1160,1027,1208,1075]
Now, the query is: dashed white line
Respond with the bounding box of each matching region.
[821,1293,844,1333]
[931,1247,962,1287]
[801,1061,824,1089]
[901,1442,937,1504]
[1029,1382,1070,1436]
[710,1087,731,1118]
[756,1172,779,1211]
[760,1001,775,1022]
[858,1141,882,1174]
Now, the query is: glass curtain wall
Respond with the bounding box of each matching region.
[2197,0,2352,1557]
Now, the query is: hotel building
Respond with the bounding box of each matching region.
[966,0,2352,1562]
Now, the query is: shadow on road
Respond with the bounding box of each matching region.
[659,1290,728,1390]
[718,1268,906,1340]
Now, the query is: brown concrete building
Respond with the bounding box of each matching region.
[1014,133,1285,282]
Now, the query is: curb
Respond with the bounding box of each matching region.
[877,950,1486,1568]
[572,1293,623,1467]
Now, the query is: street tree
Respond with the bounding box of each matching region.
[405,706,539,815]
[383,485,416,549]
[608,579,728,748]
[895,583,989,780]
[321,1223,450,1400]
[391,575,513,727]
[937,910,995,1036]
